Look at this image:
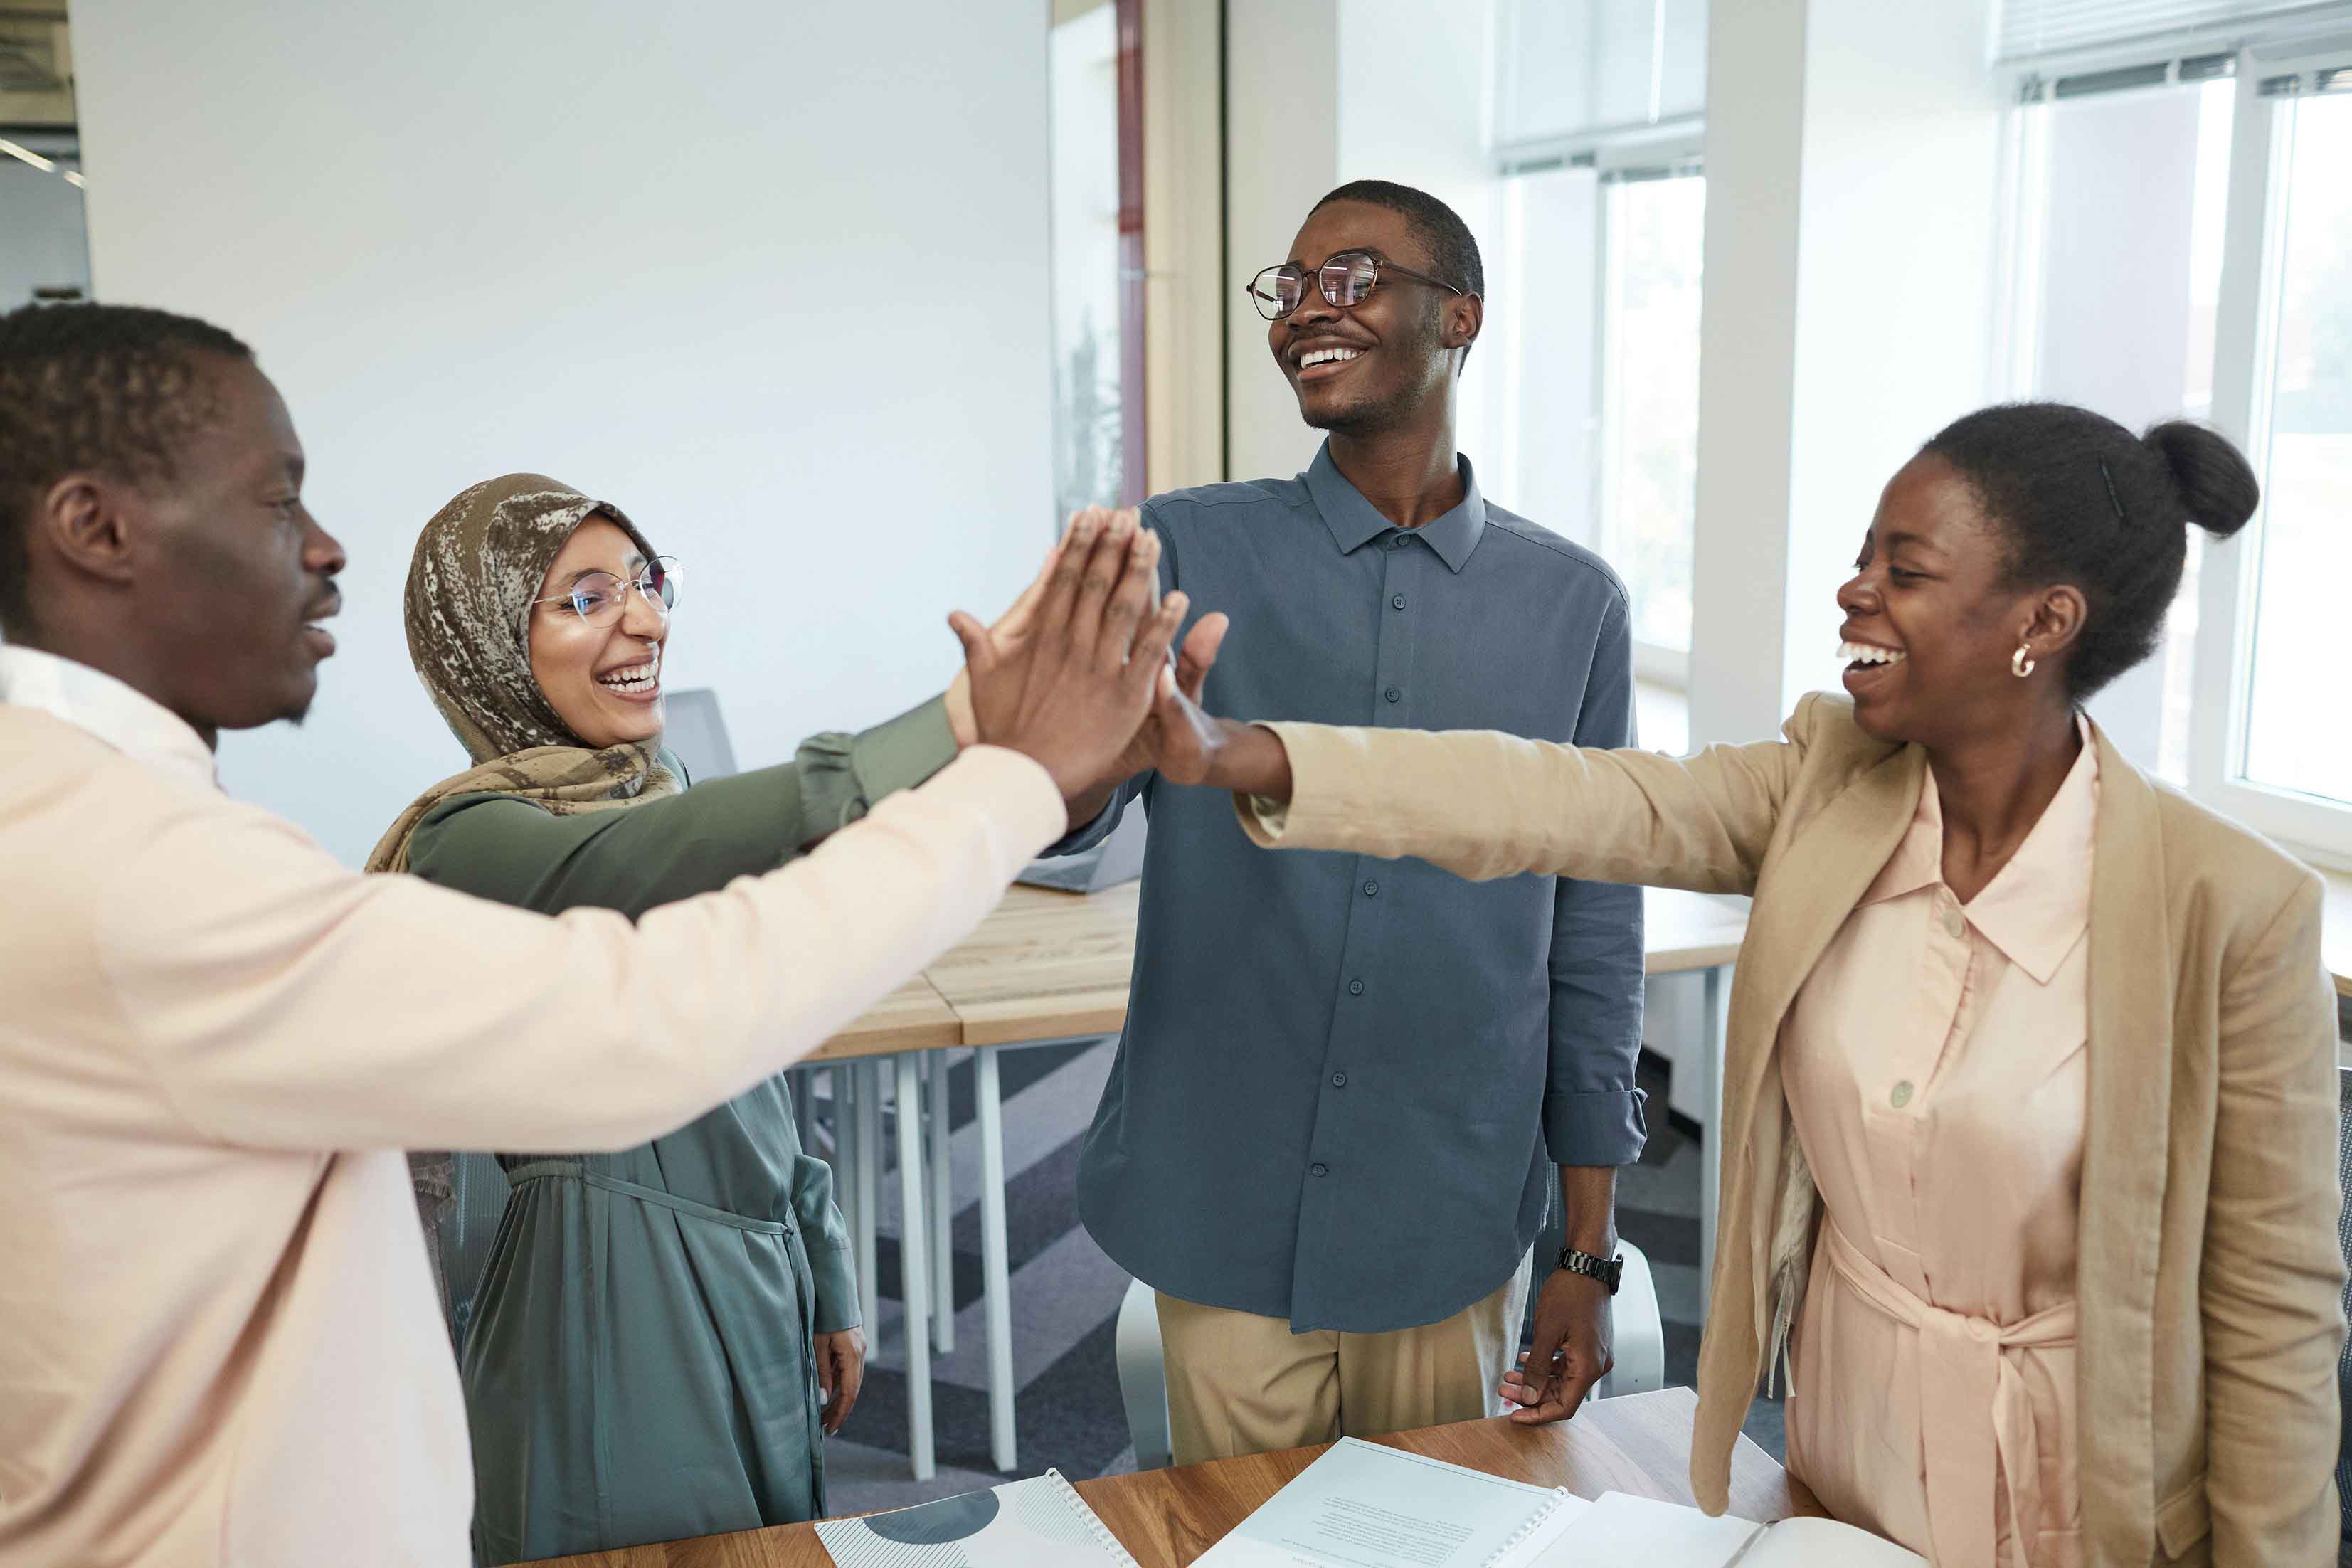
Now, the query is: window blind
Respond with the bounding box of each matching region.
[1493,0,1708,154]
[1996,0,2352,64]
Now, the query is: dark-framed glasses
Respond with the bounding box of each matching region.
[1246,248,1467,322]
[531,556,679,625]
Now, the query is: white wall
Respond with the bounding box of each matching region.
[1223,0,1337,483]
[1689,0,2005,745]
[69,0,1053,865]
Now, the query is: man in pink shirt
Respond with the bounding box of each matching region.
[0,302,1192,1567]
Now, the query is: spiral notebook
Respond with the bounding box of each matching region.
[1191,1437,1591,1568]
[814,1470,1138,1568]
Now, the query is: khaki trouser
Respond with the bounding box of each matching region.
[1155,1251,1535,1465]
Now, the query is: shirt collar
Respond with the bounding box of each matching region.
[0,643,218,791]
[1302,440,1488,573]
[1860,716,2100,985]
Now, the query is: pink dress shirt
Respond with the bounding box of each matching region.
[1782,724,2099,1568]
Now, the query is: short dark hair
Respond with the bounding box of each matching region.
[0,302,255,635]
[1311,179,1485,302]
[1922,401,2257,701]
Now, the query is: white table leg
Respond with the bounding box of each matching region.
[978,1045,1017,1471]
[894,1052,936,1480]
[928,1049,955,1355]
[856,1061,882,1347]
[1697,963,1732,1312]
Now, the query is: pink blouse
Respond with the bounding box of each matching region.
[1781,724,2099,1568]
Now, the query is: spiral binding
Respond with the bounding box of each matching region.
[1482,1486,1573,1567]
[1045,1467,1144,1567]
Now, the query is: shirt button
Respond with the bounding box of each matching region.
[1310,1162,1330,1177]
[1890,1081,1914,1110]
[1332,1071,1348,1088]
[1362,879,1379,897]
[1390,593,1407,610]
[1388,535,1407,550]
[1347,979,1365,996]
[1384,686,1402,704]
[1943,909,1966,939]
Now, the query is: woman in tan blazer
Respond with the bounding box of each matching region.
[1151,403,2343,1565]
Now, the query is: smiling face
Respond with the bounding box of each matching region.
[1835,453,2085,748]
[129,354,346,736]
[1266,200,1476,435]
[526,515,669,750]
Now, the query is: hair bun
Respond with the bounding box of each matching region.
[2141,421,2258,540]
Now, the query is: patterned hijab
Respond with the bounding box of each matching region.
[366,473,682,875]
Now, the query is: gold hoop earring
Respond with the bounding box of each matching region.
[2011,643,2036,679]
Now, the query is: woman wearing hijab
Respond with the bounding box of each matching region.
[369,474,1119,1562]
[1150,405,2343,1564]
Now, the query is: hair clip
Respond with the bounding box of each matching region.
[2098,458,2127,522]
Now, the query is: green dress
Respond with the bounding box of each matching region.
[406,699,957,1564]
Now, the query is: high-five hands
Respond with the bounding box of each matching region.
[948,508,1189,815]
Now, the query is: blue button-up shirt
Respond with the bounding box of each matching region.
[1061,443,1647,1334]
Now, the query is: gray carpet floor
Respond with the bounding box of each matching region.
[815,1042,1781,1515]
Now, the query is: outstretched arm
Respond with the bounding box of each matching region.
[1160,702,1830,897]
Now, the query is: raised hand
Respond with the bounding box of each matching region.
[944,525,1075,749]
[949,510,1187,808]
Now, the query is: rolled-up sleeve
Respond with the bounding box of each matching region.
[1544,598,1646,1165]
[798,694,963,835]
[789,1149,862,1333]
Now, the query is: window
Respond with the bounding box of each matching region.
[1996,13,2352,859]
[1489,0,1707,679]
[2193,54,2352,855]
[1047,0,1144,523]
[1997,76,2235,781]
[1598,171,1704,657]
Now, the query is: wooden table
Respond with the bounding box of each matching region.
[511,1387,1818,1567]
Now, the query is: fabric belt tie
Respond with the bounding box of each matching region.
[1822,1219,2075,1568]
[503,1159,790,1236]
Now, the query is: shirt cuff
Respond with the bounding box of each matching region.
[1542,1086,1648,1168]
[852,694,961,800]
[936,745,1071,864]
[1043,789,1124,857]
[807,1241,862,1334]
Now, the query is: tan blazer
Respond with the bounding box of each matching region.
[1246,694,2344,1567]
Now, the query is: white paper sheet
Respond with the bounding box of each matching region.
[1527,1492,1924,1568]
[1193,1438,1587,1568]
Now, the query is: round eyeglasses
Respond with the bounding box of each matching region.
[531,557,679,625]
[1246,248,1467,322]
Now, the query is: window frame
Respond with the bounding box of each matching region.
[2190,34,2352,869]
[1590,132,1705,689]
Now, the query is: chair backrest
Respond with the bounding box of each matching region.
[662,687,738,782]
[2336,1064,2350,1540]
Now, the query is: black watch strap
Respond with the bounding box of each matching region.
[1555,1245,1624,1296]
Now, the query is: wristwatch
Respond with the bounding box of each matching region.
[1555,1245,1623,1296]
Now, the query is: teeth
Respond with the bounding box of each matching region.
[1301,346,1362,368]
[1838,640,1907,667]
[598,650,662,689]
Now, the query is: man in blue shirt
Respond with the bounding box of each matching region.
[1058,180,1646,1461]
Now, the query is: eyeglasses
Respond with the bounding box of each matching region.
[531,557,679,625]
[1246,248,1467,322]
